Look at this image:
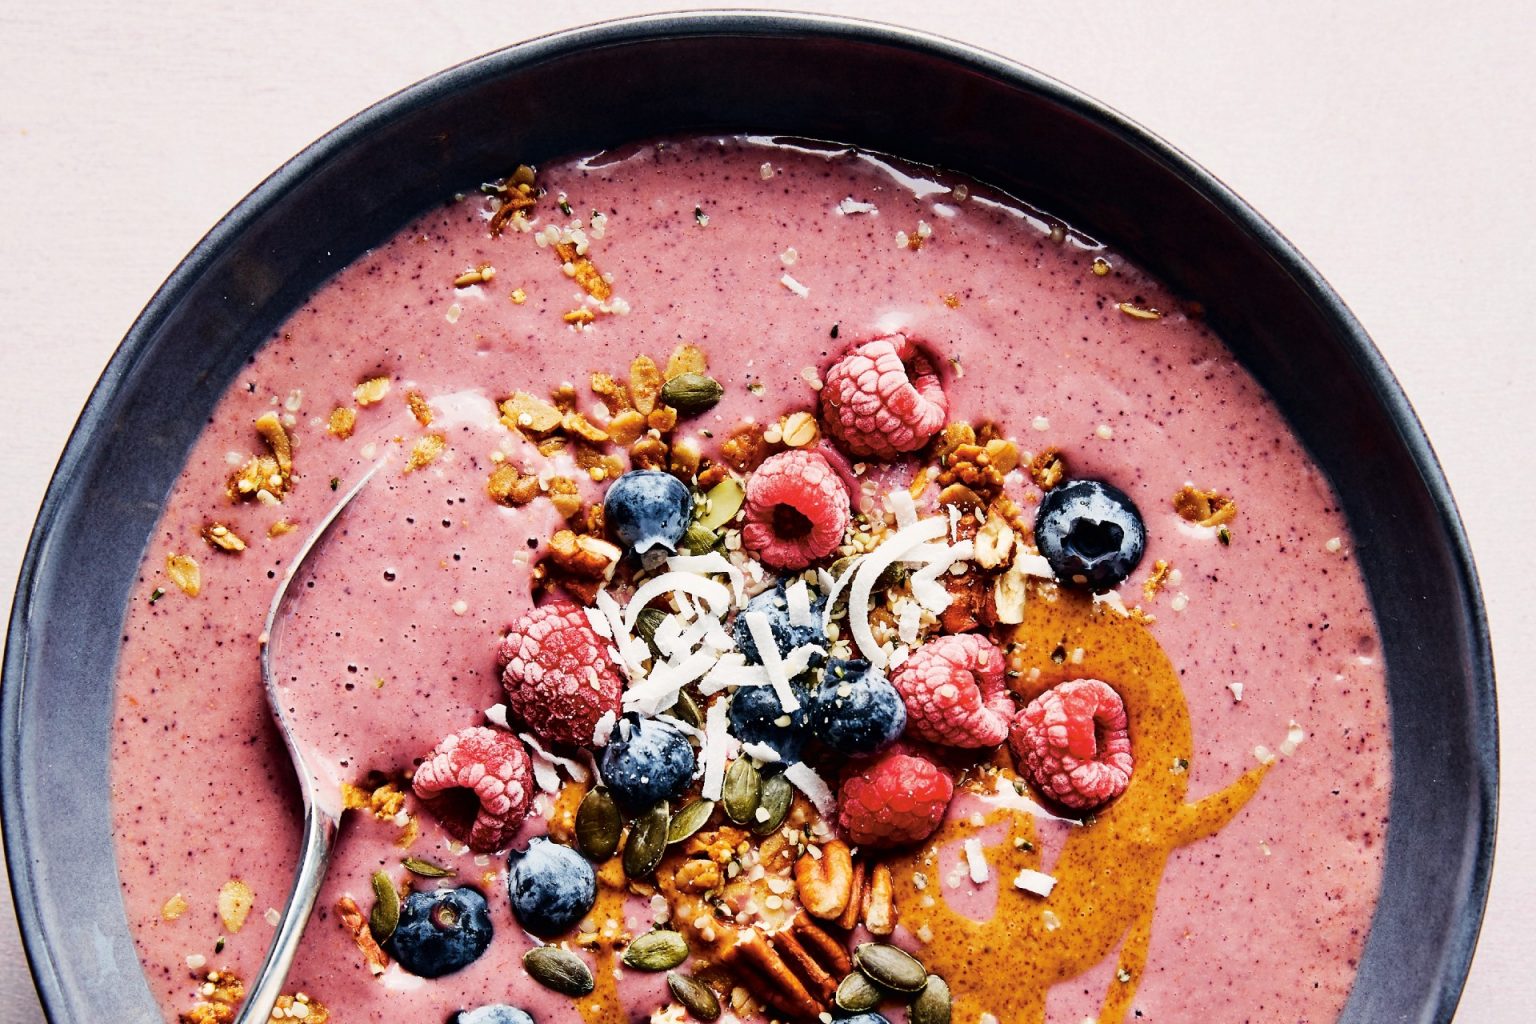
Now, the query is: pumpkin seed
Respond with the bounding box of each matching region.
[681,521,719,556]
[623,801,670,879]
[721,758,761,824]
[667,689,704,730]
[524,946,594,996]
[668,798,716,844]
[668,972,721,1021]
[622,929,689,971]
[576,787,622,861]
[835,970,883,1013]
[910,974,952,1024]
[401,856,454,879]
[854,943,928,993]
[752,772,794,835]
[635,607,668,658]
[660,372,724,415]
[696,478,746,531]
[367,871,398,943]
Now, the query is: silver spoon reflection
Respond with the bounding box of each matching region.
[233,462,383,1024]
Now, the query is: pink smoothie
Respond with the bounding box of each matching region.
[110,136,1388,1023]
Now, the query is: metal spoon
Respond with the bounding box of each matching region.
[234,462,383,1024]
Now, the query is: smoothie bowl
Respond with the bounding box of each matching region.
[1,12,1495,1024]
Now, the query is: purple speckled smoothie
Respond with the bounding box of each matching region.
[111,136,1388,1024]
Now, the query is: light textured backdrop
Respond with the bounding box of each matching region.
[2,2,1531,1021]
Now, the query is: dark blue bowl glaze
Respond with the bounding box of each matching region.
[1,13,1495,1023]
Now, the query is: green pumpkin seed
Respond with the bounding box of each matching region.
[660,372,724,415]
[721,757,761,824]
[635,607,668,658]
[854,943,928,993]
[836,971,883,1013]
[576,787,622,861]
[524,946,594,996]
[752,772,794,835]
[696,478,746,531]
[667,689,704,730]
[681,521,720,556]
[668,972,721,1021]
[367,870,399,943]
[622,929,690,971]
[623,801,670,879]
[910,974,952,1024]
[668,798,716,844]
[401,856,454,879]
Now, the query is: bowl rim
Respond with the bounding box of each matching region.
[2,9,1497,1022]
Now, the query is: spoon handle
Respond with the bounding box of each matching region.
[230,801,341,1024]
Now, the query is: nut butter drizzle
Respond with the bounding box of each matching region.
[889,589,1270,1024]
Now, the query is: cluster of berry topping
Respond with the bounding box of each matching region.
[366,331,1162,1022]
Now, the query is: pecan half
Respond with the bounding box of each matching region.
[795,839,854,920]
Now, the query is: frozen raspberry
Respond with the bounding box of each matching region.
[741,450,850,570]
[838,747,954,847]
[1009,678,1133,812]
[499,602,623,749]
[891,634,1014,748]
[412,727,534,853]
[820,333,947,459]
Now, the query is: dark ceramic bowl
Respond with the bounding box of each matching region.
[2,12,1495,1023]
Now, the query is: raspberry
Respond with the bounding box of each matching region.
[499,602,623,749]
[820,333,947,459]
[412,727,534,853]
[891,634,1014,748]
[837,747,954,847]
[741,450,850,570]
[1009,678,1133,812]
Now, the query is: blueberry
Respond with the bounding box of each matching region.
[833,1015,891,1024]
[604,471,692,558]
[808,659,906,755]
[732,584,827,666]
[728,677,813,763]
[599,715,696,812]
[385,887,493,978]
[1034,478,1146,590]
[449,1007,536,1024]
[506,837,596,938]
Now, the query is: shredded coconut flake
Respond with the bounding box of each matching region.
[1279,720,1306,757]
[624,572,732,630]
[779,274,810,298]
[887,489,918,529]
[1092,589,1130,616]
[1013,868,1057,897]
[1229,682,1245,702]
[784,761,837,819]
[744,610,801,713]
[837,197,878,215]
[484,704,511,729]
[849,517,950,667]
[591,710,616,748]
[667,551,747,606]
[741,740,782,763]
[519,731,591,784]
[785,579,815,628]
[1017,553,1055,578]
[700,699,731,800]
[963,838,990,883]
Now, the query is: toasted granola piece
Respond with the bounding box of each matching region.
[327,406,357,439]
[201,523,246,553]
[254,413,294,480]
[630,436,669,471]
[630,355,664,415]
[272,994,330,1023]
[720,424,767,473]
[166,553,201,597]
[1143,558,1173,598]
[161,892,189,921]
[404,434,447,473]
[217,879,254,933]
[664,344,708,381]
[353,376,391,407]
[547,530,621,582]
[591,372,632,415]
[608,409,647,447]
[563,411,610,444]
[553,241,613,301]
[647,405,679,434]
[1028,446,1067,490]
[669,438,702,481]
[178,969,244,1024]
[406,390,434,425]
[932,423,976,464]
[1173,484,1237,527]
[500,391,563,435]
[937,440,1011,499]
[564,307,596,326]
[267,520,296,538]
[547,476,583,518]
[336,896,389,976]
[487,464,540,507]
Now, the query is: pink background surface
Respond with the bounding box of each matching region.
[0,2,1530,1022]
